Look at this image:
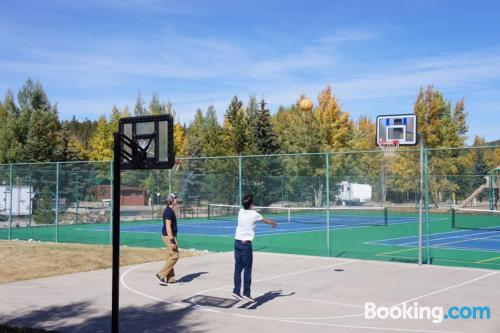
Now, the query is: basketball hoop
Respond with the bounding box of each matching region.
[379,140,400,157]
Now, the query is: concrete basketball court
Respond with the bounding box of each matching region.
[1,251,499,333]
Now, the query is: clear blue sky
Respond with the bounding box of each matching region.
[1,0,499,142]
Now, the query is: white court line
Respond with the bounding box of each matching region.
[397,230,500,246]
[121,255,494,332]
[398,233,500,251]
[368,240,500,254]
[395,271,498,306]
[365,229,500,253]
[364,228,490,244]
[256,250,500,272]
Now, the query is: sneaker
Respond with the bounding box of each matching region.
[155,274,168,286]
[242,295,255,302]
[232,293,244,301]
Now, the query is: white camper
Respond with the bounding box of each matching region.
[0,185,34,216]
[337,181,372,205]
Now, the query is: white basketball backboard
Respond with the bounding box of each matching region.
[376,114,417,146]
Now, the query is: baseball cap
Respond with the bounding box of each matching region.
[166,193,177,201]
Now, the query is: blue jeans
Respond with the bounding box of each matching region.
[233,240,253,297]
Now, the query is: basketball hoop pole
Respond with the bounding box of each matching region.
[110,115,175,333]
[111,132,121,333]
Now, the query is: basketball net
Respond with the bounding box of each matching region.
[379,140,400,157]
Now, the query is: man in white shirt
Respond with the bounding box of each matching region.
[232,194,277,302]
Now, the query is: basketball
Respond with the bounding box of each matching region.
[299,97,313,112]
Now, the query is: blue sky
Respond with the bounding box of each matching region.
[1,0,499,142]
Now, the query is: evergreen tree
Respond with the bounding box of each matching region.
[165,99,175,116]
[20,80,61,162]
[203,105,224,156]
[223,96,251,155]
[0,91,21,163]
[58,123,84,161]
[33,185,56,224]
[186,109,205,157]
[246,99,281,205]
[134,91,147,116]
[149,93,164,115]
[62,116,98,151]
[254,99,279,154]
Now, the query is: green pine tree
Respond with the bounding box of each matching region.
[223,96,251,155]
[134,91,147,116]
[33,185,56,224]
[254,99,280,154]
[149,93,165,115]
[19,80,61,162]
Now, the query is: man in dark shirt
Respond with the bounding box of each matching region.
[155,193,180,285]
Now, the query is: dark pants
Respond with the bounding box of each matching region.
[233,240,253,297]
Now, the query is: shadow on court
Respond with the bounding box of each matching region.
[178,271,208,283]
[242,290,296,310]
[2,300,201,333]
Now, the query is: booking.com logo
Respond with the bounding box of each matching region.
[365,302,491,323]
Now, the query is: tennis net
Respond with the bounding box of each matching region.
[208,204,388,226]
[451,208,500,231]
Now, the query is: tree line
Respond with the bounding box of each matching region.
[0,79,477,164]
[1,78,499,209]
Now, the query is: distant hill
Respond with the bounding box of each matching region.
[488,139,500,146]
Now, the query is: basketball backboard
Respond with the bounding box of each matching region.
[118,114,174,170]
[376,114,417,146]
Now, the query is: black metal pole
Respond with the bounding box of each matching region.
[112,132,121,333]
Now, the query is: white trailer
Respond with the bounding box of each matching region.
[0,185,34,216]
[337,181,372,205]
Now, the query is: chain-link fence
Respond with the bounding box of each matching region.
[1,146,499,269]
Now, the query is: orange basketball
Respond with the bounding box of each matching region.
[299,97,313,112]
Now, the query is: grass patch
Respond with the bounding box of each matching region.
[0,240,199,284]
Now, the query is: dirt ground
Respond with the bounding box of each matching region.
[0,240,198,284]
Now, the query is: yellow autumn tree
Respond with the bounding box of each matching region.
[413,86,468,206]
[89,115,113,161]
[174,122,188,157]
[316,86,353,151]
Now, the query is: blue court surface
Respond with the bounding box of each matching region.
[367,229,500,252]
[89,213,431,237]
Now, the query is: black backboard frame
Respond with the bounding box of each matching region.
[118,114,175,170]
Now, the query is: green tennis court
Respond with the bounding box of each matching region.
[2,209,499,270]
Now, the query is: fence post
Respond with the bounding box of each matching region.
[75,170,79,225]
[8,163,12,240]
[55,161,60,243]
[281,175,285,209]
[326,152,330,256]
[168,168,172,193]
[238,155,242,206]
[29,169,32,228]
[418,138,424,266]
[425,148,430,264]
